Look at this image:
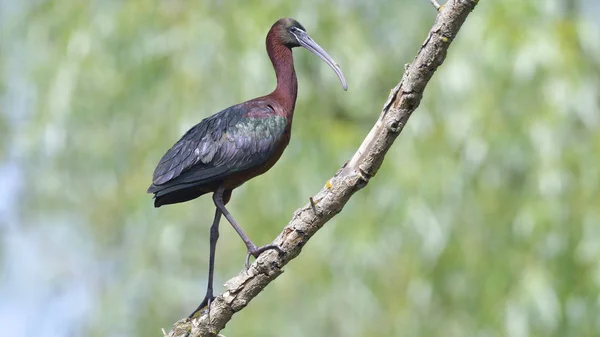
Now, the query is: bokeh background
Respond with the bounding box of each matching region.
[2,0,600,336]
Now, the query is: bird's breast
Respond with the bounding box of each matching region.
[222,123,292,190]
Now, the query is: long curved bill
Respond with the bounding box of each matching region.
[293,30,348,91]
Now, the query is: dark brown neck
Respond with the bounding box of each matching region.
[266,36,297,116]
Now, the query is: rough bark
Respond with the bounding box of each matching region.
[165,1,478,336]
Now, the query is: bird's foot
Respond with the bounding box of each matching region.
[188,293,215,319]
[245,244,284,269]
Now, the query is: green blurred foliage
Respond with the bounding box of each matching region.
[1,0,600,336]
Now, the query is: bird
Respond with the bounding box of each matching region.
[147,18,347,317]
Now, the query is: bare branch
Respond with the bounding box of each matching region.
[429,0,442,10]
[165,0,478,335]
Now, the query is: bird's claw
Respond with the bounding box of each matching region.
[189,294,215,319]
[245,244,284,269]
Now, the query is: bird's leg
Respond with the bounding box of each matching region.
[188,207,222,319]
[213,187,283,269]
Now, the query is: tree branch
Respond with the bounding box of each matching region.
[166,1,478,335]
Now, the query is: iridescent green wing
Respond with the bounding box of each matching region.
[148,101,287,191]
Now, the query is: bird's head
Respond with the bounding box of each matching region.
[270,18,347,91]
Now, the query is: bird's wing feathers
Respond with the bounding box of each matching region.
[149,103,287,190]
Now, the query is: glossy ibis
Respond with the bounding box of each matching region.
[147,18,347,317]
